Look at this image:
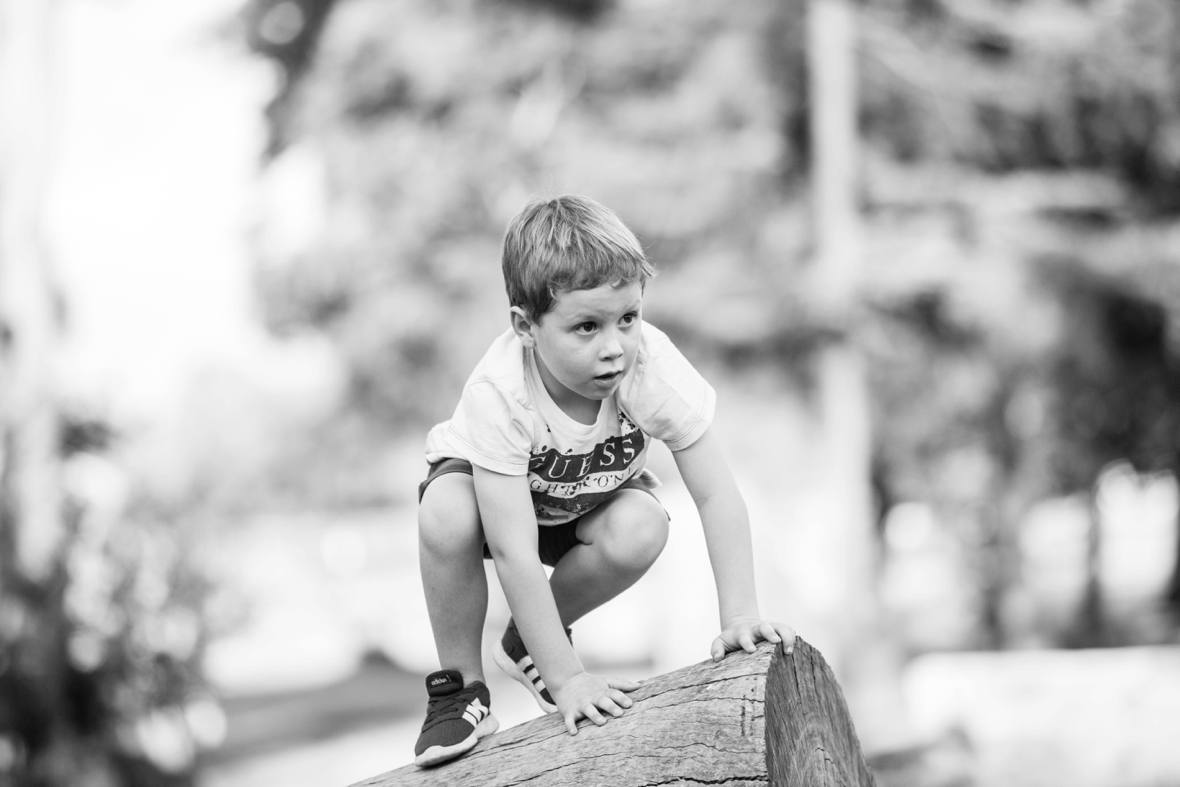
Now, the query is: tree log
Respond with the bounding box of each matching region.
[353,638,876,787]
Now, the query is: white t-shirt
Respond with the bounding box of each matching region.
[424,321,716,526]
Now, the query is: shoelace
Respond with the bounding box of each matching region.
[422,689,482,733]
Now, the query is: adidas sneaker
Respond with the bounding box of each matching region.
[413,669,498,767]
[492,620,571,714]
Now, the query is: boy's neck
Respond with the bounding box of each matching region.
[556,397,600,425]
[534,354,600,425]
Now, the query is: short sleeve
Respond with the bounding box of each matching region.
[619,323,716,452]
[442,380,533,474]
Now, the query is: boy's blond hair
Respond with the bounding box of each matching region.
[502,195,655,319]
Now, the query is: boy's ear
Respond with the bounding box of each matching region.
[510,306,536,348]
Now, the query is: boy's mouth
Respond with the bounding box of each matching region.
[593,370,623,383]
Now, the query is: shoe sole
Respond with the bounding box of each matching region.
[493,642,557,714]
[413,715,499,768]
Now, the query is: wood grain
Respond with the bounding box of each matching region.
[766,639,876,787]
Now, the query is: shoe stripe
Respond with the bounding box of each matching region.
[509,647,551,690]
[518,660,549,692]
[495,638,558,713]
[463,698,488,727]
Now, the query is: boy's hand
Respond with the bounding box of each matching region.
[710,616,796,662]
[551,671,640,735]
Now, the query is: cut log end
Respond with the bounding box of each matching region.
[767,638,877,786]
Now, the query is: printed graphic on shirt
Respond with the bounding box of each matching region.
[529,409,645,523]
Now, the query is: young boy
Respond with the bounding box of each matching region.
[413,195,792,767]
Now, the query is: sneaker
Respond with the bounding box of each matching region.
[492,619,571,713]
[413,669,498,768]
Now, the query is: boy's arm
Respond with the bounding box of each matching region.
[671,427,795,661]
[473,465,637,732]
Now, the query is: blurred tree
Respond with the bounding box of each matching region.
[243,0,341,155]
[242,0,1180,647]
[860,0,1180,211]
[861,0,1180,641]
[804,0,879,684]
[764,0,1180,643]
[1038,257,1180,638]
[0,0,62,589]
[243,0,796,505]
[0,2,215,783]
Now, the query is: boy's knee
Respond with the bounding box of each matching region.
[418,474,483,555]
[596,492,668,571]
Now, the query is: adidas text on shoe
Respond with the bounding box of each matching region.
[413,669,499,768]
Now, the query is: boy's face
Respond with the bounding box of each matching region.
[513,280,644,416]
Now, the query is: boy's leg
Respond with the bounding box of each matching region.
[493,488,666,712]
[418,471,487,685]
[494,488,666,711]
[549,488,669,627]
[415,470,499,767]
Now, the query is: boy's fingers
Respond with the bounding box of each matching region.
[597,697,624,718]
[710,637,726,662]
[609,689,633,709]
[583,705,607,726]
[564,714,578,736]
[783,629,798,650]
[739,632,757,653]
[771,621,794,638]
[608,677,641,692]
[774,625,797,653]
[760,622,782,643]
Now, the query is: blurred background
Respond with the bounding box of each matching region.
[2,0,1179,785]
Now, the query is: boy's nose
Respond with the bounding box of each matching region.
[599,334,623,360]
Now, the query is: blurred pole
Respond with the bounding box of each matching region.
[806,0,871,663]
[809,0,859,310]
[0,0,63,583]
[1168,1,1180,620]
[806,0,901,745]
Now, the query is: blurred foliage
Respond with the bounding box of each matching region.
[0,415,214,787]
[858,0,1180,209]
[241,0,1180,634]
[23,2,1170,784]
[1043,264,1180,489]
[247,0,804,428]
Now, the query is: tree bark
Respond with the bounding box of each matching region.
[353,639,876,787]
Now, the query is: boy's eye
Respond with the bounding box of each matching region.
[620,312,639,326]
[574,322,597,334]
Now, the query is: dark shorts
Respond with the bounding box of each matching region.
[418,457,663,568]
